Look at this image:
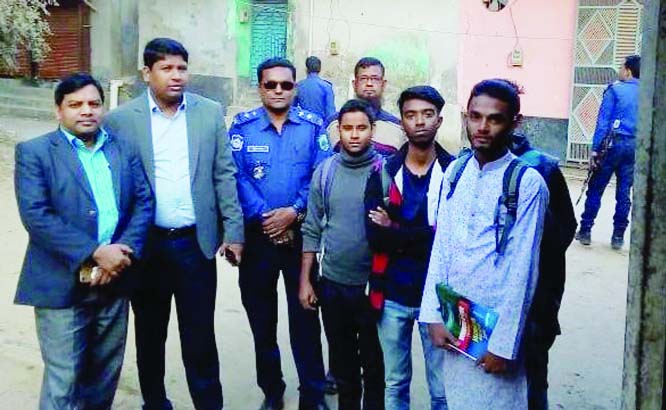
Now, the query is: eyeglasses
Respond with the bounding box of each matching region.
[356,76,383,84]
[262,81,295,91]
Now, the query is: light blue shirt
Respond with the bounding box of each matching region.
[61,126,119,244]
[148,91,196,228]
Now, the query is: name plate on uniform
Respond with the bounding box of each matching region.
[247,145,270,153]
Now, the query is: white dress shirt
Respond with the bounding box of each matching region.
[148,92,196,228]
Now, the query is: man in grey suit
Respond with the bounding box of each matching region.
[14,73,154,409]
[104,38,244,410]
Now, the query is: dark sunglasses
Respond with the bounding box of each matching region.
[262,81,295,91]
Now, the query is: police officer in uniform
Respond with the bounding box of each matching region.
[576,55,640,250]
[229,57,331,410]
[295,56,336,121]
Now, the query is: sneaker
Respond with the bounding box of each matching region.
[259,396,284,410]
[611,231,625,250]
[575,229,591,245]
[298,402,331,410]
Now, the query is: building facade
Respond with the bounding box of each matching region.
[134,0,643,159]
[1,0,645,159]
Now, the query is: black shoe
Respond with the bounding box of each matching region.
[259,396,284,410]
[299,402,331,410]
[324,372,337,395]
[611,231,625,250]
[576,229,591,245]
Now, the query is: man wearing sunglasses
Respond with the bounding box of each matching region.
[325,57,404,156]
[229,57,331,410]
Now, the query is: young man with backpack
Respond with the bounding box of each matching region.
[364,86,453,410]
[418,79,549,409]
[509,130,577,410]
[300,99,385,410]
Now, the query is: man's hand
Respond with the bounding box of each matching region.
[262,207,297,239]
[92,244,133,274]
[90,267,118,287]
[299,280,318,311]
[477,351,510,374]
[589,151,600,171]
[220,243,243,266]
[368,206,392,227]
[428,323,458,350]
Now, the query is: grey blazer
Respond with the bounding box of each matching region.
[14,130,154,308]
[104,91,244,259]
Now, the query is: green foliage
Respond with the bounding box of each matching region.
[0,0,57,71]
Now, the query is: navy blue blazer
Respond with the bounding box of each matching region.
[14,129,154,308]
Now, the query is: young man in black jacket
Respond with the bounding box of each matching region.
[365,86,453,409]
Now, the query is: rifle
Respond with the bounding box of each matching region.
[575,123,617,205]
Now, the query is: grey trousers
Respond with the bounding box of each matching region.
[35,292,129,410]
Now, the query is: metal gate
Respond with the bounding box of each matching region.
[0,0,90,79]
[567,0,643,162]
[249,0,289,85]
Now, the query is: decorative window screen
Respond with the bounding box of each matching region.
[249,0,289,85]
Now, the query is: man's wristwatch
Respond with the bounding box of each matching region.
[292,205,306,223]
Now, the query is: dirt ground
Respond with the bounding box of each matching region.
[0,115,628,409]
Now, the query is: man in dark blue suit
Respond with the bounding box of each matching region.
[14,73,153,409]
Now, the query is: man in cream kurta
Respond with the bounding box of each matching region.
[419,79,549,410]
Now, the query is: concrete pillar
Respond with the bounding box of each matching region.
[621,0,666,408]
[90,0,138,80]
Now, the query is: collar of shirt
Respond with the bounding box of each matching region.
[471,150,513,172]
[147,90,187,118]
[256,106,304,131]
[60,126,109,153]
[623,78,640,85]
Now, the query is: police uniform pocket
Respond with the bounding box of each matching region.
[247,160,270,182]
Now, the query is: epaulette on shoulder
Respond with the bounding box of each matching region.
[296,108,324,126]
[605,81,621,93]
[232,109,260,126]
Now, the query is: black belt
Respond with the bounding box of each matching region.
[153,225,196,239]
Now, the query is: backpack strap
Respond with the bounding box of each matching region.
[378,162,392,205]
[495,158,529,255]
[319,155,339,225]
[446,149,474,200]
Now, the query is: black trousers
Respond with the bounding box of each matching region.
[319,277,385,410]
[525,331,556,410]
[132,230,222,410]
[239,230,326,408]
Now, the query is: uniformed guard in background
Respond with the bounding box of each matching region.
[576,55,640,250]
[295,56,336,121]
[229,57,331,410]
